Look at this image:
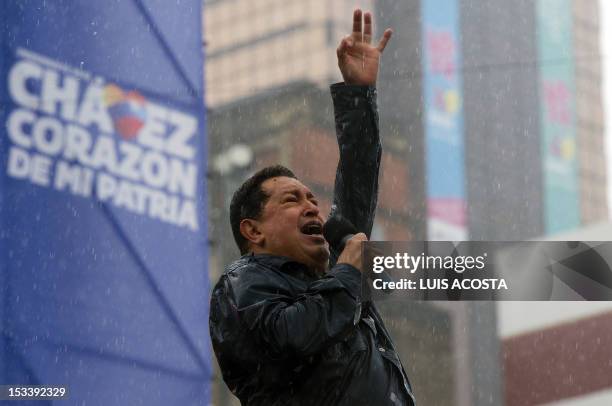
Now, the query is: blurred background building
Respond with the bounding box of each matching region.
[204,0,611,405]
[204,0,373,107]
[574,0,608,224]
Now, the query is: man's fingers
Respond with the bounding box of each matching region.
[336,35,354,58]
[376,29,393,53]
[352,8,362,40]
[351,8,363,41]
[364,12,373,44]
[351,233,368,242]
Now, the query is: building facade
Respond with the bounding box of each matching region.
[204,0,373,108]
[573,0,608,224]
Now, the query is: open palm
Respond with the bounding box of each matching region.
[337,9,392,86]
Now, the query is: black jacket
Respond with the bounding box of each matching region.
[209,84,415,405]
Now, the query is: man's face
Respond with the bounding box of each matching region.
[255,176,329,271]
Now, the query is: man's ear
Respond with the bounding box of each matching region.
[240,219,265,247]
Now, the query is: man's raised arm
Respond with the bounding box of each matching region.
[329,9,392,263]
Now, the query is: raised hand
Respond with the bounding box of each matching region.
[336,9,392,86]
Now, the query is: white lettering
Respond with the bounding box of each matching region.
[117,142,142,181]
[166,110,196,159]
[7,147,31,178]
[8,60,42,110]
[54,160,81,195]
[138,103,166,151]
[140,151,168,189]
[30,153,52,186]
[177,200,198,230]
[63,124,92,165]
[77,83,113,133]
[32,117,63,156]
[90,135,118,172]
[7,108,35,148]
[41,69,79,120]
[168,158,196,198]
[96,172,117,201]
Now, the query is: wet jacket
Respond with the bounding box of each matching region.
[209,84,416,405]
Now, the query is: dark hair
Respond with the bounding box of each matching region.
[230,165,297,254]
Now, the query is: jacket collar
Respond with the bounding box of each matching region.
[244,253,320,279]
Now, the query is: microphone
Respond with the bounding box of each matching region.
[323,215,394,294]
[322,214,358,253]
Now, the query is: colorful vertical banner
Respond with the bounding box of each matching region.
[421,0,467,240]
[537,0,580,233]
[1,1,210,404]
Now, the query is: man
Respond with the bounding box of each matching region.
[209,9,415,406]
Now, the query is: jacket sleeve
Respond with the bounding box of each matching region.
[210,262,362,360]
[329,83,382,266]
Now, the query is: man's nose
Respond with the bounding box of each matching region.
[303,200,320,216]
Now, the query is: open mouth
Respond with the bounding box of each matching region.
[300,221,323,238]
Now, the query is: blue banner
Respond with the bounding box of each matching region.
[1,1,210,405]
[536,0,580,234]
[421,0,467,240]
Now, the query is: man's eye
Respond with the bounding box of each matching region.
[283,197,297,203]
